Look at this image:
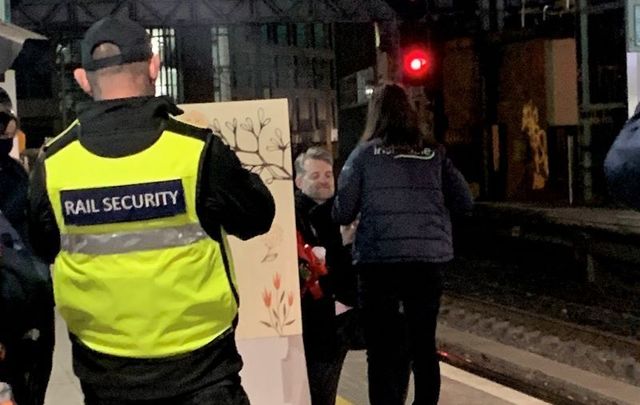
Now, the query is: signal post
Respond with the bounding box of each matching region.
[375,17,438,141]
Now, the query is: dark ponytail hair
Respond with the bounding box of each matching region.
[361,83,432,150]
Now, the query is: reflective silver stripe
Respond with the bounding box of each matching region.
[60,223,207,255]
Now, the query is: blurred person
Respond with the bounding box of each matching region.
[333,84,473,405]
[0,89,27,166]
[29,16,275,404]
[605,106,640,209]
[0,109,27,242]
[0,90,20,162]
[0,107,54,405]
[294,147,359,405]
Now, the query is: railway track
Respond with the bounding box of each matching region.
[440,292,640,387]
[444,292,640,362]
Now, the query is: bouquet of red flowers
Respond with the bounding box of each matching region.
[296,231,328,299]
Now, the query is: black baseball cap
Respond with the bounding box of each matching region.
[81,16,152,71]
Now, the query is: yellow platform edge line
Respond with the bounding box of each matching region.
[336,396,354,405]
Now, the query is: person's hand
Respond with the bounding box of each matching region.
[340,220,358,246]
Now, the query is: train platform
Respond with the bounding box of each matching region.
[337,350,549,405]
[472,202,640,236]
[464,202,640,270]
[44,312,551,405]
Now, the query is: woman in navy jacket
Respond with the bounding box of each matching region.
[333,84,473,405]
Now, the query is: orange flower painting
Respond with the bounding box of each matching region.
[262,289,272,308]
[260,272,296,335]
[273,272,281,290]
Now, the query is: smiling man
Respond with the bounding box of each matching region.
[294,147,358,405]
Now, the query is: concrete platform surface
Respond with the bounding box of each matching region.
[337,350,550,405]
[474,202,640,235]
[44,313,549,405]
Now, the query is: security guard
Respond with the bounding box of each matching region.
[29,16,275,404]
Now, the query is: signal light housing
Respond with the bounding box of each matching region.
[401,46,431,85]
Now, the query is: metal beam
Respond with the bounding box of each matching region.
[1,0,10,21]
[11,0,397,31]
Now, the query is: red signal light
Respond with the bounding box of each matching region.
[403,48,430,80]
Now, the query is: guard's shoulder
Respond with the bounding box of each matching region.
[44,120,80,158]
[166,117,212,142]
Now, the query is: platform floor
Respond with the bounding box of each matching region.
[474,201,640,234]
[337,350,549,405]
[44,313,549,405]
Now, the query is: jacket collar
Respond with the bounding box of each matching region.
[295,189,333,215]
[76,96,182,135]
[74,96,183,157]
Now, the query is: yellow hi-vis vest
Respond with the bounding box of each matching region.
[44,121,238,358]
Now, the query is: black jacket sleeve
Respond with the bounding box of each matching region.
[197,135,275,240]
[28,153,61,264]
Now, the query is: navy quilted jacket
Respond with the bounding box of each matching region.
[605,110,640,209]
[333,139,473,264]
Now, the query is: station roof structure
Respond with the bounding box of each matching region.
[0,19,46,73]
[10,0,398,30]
